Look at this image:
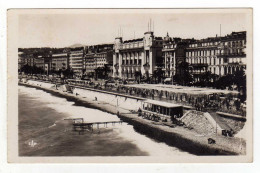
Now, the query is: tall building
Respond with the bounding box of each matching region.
[20,53,35,67]
[162,34,193,78]
[34,56,45,69]
[18,51,25,71]
[113,31,163,79]
[69,47,84,75]
[85,44,113,77]
[51,52,69,71]
[41,54,52,74]
[216,31,246,76]
[162,31,247,82]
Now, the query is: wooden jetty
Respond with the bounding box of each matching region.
[64,118,123,134]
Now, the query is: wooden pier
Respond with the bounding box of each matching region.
[64,118,123,134]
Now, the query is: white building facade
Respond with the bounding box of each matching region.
[113,31,163,79]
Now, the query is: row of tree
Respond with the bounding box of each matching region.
[20,62,246,102]
[19,64,75,78]
[20,64,45,74]
[150,62,246,102]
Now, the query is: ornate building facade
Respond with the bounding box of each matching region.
[162,31,247,82]
[162,34,194,78]
[51,52,69,71]
[69,47,85,75]
[113,31,163,79]
[84,44,113,77]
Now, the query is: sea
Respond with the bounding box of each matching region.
[19,85,190,156]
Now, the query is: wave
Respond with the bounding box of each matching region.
[19,85,190,156]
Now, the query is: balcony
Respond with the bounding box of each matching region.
[191,63,208,67]
[122,42,144,50]
[114,63,119,69]
[143,63,150,71]
[227,62,240,65]
[216,52,246,57]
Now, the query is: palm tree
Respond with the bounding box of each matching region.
[134,71,142,83]
[175,61,193,85]
[200,71,219,87]
[153,68,164,84]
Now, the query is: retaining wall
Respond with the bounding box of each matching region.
[73,87,143,111]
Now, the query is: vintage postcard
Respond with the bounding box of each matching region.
[7,8,253,163]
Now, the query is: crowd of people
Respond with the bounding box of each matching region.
[21,74,246,116]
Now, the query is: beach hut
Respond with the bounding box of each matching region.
[140,99,183,122]
[62,84,72,93]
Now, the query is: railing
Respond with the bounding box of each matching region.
[122,42,144,49]
[190,63,208,67]
[141,109,169,119]
[216,52,246,57]
[21,76,246,117]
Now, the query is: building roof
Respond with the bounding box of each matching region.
[123,38,143,43]
[126,84,239,95]
[52,53,68,57]
[143,99,182,108]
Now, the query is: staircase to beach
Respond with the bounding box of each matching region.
[180,110,234,136]
[181,111,215,135]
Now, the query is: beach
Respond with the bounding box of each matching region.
[19,80,246,155]
[19,85,190,156]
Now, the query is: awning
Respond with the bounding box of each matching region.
[143,99,182,108]
[164,78,172,82]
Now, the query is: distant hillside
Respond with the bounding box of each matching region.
[69,42,115,48]
[69,43,86,48]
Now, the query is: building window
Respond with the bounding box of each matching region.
[224,58,228,63]
[146,50,149,63]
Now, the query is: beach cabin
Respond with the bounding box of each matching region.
[140,99,183,122]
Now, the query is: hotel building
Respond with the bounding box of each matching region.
[51,52,69,71]
[69,47,85,75]
[18,52,45,71]
[162,34,193,78]
[85,44,113,76]
[162,31,247,82]
[113,31,163,79]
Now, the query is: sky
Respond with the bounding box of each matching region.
[18,10,248,48]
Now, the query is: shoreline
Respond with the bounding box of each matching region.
[19,81,246,155]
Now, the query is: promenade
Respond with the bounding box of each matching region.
[19,79,246,155]
[64,78,245,117]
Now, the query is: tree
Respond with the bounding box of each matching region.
[174,62,193,86]
[152,68,164,84]
[93,65,112,80]
[134,71,142,83]
[214,68,246,102]
[103,64,111,79]
[20,64,44,75]
[63,68,74,79]
[215,74,233,89]
[199,71,219,87]
[20,64,32,74]
[233,68,246,102]
[94,67,104,79]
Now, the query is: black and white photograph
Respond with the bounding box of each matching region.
[7,9,253,163]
